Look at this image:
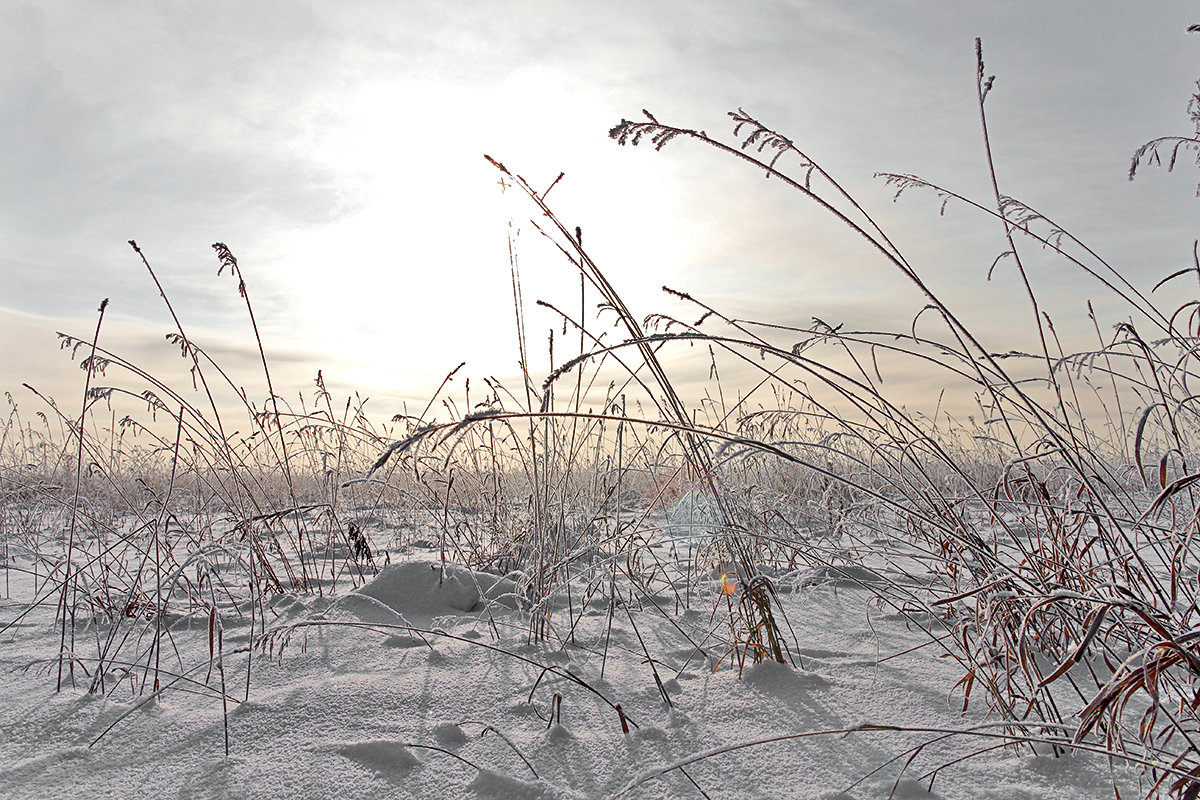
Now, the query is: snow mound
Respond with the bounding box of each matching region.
[334,740,421,776]
[433,722,469,745]
[890,776,943,798]
[665,490,720,530]
[797,564,892,587]
[469,768,566,799]
[742,659,827,695]
[336,561,522,626]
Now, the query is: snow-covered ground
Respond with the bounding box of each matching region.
[0,540,1135,800]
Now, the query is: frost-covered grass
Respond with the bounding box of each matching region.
[0,541,1144,800]
[2,40,1199,800]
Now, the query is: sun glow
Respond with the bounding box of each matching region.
[269,71,684,408]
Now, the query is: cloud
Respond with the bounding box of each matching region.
[0,9,361,347]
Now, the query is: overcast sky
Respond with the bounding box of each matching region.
[2,1,1196,429]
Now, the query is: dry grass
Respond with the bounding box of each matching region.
[1,35,1198,800]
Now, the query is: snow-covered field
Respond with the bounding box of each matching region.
[0,530,1135,800]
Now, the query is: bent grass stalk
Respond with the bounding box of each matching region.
[57,297,108,692]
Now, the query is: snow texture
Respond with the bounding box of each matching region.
[0,554,1137,799]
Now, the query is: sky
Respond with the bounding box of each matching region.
[1,1,1197,432]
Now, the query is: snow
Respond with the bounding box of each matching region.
[0,548,1137,799]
